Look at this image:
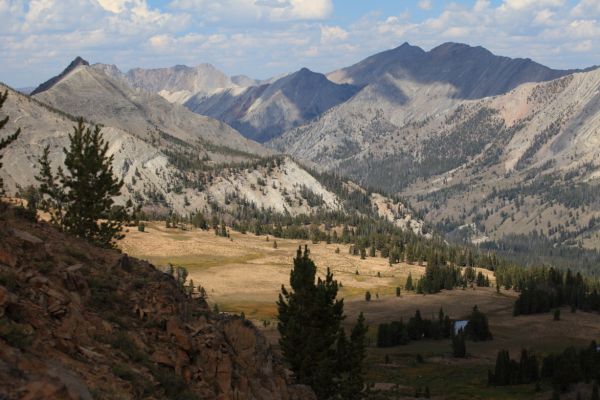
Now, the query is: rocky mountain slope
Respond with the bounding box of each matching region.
[31,58,265,157]
[96,63,239,104]
[327,42,580,99]
[270,43,583,163]
[30,57,90,96]
[185,68,360,143]
[1,81,423,232]
[0,205,315,399]
[272,62,600,249]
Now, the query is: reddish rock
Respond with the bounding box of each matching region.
[22,380,69,400]
[0,285,17,317]
[0,209,315,400]
[0,247,17,267]
[152,349,174,367]
[166,317,192,351]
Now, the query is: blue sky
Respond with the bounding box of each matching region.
[1,0,599,87]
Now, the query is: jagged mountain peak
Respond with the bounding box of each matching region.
[392,41,426,53]
[275,67,330,86]
[295,67,314,76]
[429,42,489,55]
[28,61,268,160]
[30,56,90,96]
[68,56,90,67]
[328,41,578,99]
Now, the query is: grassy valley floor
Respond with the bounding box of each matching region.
[121,222,600,399]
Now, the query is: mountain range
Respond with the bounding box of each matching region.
[185,67,360,143]
[0,57,423,232]
[3,41,600,250]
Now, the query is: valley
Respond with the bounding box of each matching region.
[1,10,600,396]
[120,222,600,399]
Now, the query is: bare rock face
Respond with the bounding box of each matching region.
[0,208,313,400]
[269,44,600,244]
[186,67,360,143]
[30,56,89,96]
[31,60,266,157]
[125,64,236,99]
[327,42,580,99]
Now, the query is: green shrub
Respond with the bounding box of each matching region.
[111,363,136,381]
[151,366,200,400]
[110,331,148,364]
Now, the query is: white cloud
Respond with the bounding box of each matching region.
[169,0,332,22]
[418,0,432,11]
[302,46,319,57]
[96,0,134,13]
[565,19,600,38]
[532,9,555,26]
[320,25,348,43]
[572,39,592,52]
[572,0,600,18]
[499,0,564,11]
[283,0,332,20]
[443,26,470,38]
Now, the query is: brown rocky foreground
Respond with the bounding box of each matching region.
[0,206,314,400]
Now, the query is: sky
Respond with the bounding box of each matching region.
[1,0,600,87]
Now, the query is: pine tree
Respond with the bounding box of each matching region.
[37,119,125,247]
[340,312,368,399]
[405,273,414,291]
[277,246,345,399]
[0,91,21,193]
[369,246,376,257]
[36,146,67,227]
[452,331,466,358]
[465,305,493,341]
[191,211,207,229]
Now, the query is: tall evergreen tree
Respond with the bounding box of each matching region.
[452,331,467,358]
[0,91,21,193]
[37,119,125,247]
[277,246,345,399]
[339,312,368,399]
[36,146,67,227]
[405,273,414,291]
[465,306,493,341]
